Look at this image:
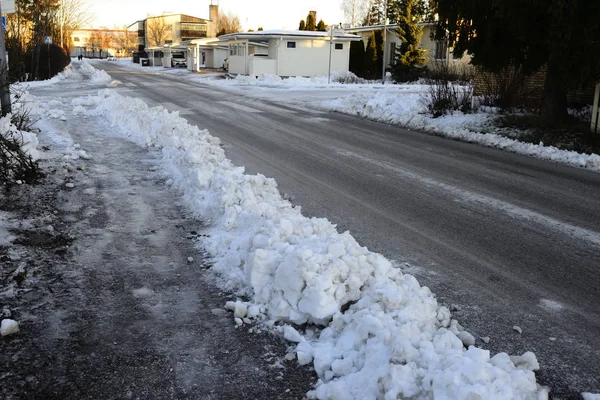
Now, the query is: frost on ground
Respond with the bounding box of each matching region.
[74,87,549,399]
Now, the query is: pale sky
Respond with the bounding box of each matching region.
[83,0,345,30]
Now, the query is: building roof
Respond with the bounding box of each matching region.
[218,30,360,41]
[344,21,436,33]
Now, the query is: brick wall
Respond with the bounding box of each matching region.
[473,65,595,108]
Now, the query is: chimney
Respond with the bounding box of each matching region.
[209,4,219,38]
[309,10,317,21]
[210,4,219,22]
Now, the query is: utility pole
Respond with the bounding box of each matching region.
[0,2,12,116]
[381,0,387,85]
[328,25,333,84]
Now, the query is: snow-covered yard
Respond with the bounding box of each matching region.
[2,59,598,398]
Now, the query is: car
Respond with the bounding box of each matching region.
[106,56,118,62]
[171,51,187,68]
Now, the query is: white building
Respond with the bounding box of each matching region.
[217,30,361,77]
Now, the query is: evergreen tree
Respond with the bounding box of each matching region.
[349,40,366,77]
[305,13,317,30]
[362,0,385,25]
[299,20,306,30]
[433,0,600,122]
[390,0,427,82]
[365,30,383,79]
[316,20,327,31]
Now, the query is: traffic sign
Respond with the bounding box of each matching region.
[44,36,52,45]
[0,0,15,14]
[1,16,5,31]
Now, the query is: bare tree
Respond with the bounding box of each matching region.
[343,0,370,27]
[146,16,168,47]
[114,27,136,57]
[87,31,102,57]
[57,0,93,52]
[216,12,241,36]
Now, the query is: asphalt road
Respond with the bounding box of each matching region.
[98,62,600,398]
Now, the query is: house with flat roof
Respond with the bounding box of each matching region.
[217,30,361,77]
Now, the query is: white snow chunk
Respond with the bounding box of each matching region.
[283,325,303,343]
[285,352,296,361]
[480,336,491,344]
[187,257,194,262]
[510,352,540,371]
[65,182,75,189]
[513,325,523,334]
[456,330,476,347]
[582,393,600,400]
[233,301,248,319]
[225,301,236,311]
[234,317,243,327]
[1,319,20,336]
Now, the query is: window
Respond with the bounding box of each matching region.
[434,40,448,60]
[334,43,343,50]
[73,37,80,42]
[389,42,396,65]
[287,41,296,49]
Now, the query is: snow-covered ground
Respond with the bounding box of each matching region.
[3,59,599,398]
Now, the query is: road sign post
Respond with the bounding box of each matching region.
[44,37,52,79]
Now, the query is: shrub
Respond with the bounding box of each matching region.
[423,62,474,117]
[331,71,367,84]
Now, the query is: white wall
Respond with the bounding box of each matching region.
[249,57,277,75]
[229,55,246,74]
[212,49,228,69]
[276,39,351,77]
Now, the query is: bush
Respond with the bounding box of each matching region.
[0,88,40,187]
[331,71,367,84]
[423,62,474,117]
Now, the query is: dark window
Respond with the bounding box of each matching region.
[73,37,80,42]
[287,41,296,49]
[434,40,448,60]
[334,43,343,50]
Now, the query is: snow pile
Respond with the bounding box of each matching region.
[78,88,547,399]
[204,73,370,88]
[23,59,111,88]
[323,90,600,171]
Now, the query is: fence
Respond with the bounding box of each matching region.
[70,47,112,59]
